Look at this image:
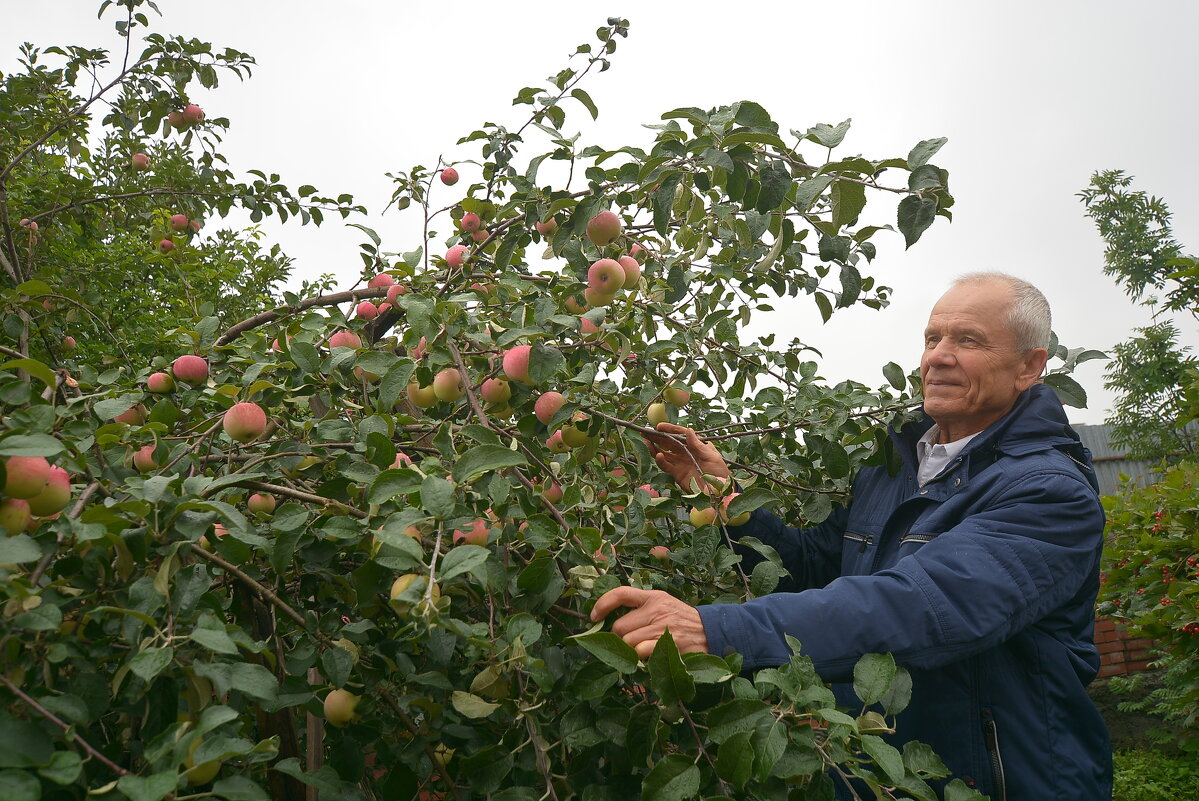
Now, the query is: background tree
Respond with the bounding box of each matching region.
[0,4,1042,801]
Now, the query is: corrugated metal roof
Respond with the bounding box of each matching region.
[1071,423,1163,494]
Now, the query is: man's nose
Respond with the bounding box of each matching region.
[925,340,956,365]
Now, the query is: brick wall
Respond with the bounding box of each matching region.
[1095,615,1158,678]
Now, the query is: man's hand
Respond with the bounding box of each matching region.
[644,422,731,494]
[590,586,709,659]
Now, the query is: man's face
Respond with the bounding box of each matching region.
[920,281,1048,440]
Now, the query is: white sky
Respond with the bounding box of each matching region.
[7,0,1199,425]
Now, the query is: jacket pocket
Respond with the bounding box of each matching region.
[981,708,1007,801]
[899,532,937,546]
[842,531,872,552]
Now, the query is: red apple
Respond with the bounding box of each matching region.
[131,152,150,170]
[535,218,558,238]
[133,445,159,473]
[169,213,189,231]
[440,167,459,186]
[586,210,622,247]
[223,402,268,443]
[471,229,490,244]
[446,244,470,269]
[158,239,176,254]
[564,294,588,314]
[147,372,175,393]
[368,272,395,289]
[502,345,532,384]
[541,481,563,504]
[432,368,465,402]
[545,430,569,453]
[721,493,751,526]
[3,456,52,499]
[172,354,209,385]
[588,258,625,295]
[480,377,512,404]
[460,212,482,233]
[391,452,413,469]
[168,110,187,129]
[649,545,671,562]
[355,301,379,320]
[579,317,600,339]
[618,255,642,288]
[189,219,202,232]
[247,493,276,517]
[328,330,362,350]
[534,391,564,425]
[637,484,661,499]
[60,336,77,352]
[452,518,490,546]
[182,104,205,124]
[385,284,408,305]
[114,404,148,426]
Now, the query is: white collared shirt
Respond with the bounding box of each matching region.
[916,425,981,486]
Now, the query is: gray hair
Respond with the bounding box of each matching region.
[952,272,1052,352]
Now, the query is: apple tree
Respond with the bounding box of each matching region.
[0,4,991,801]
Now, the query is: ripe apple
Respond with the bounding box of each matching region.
[721,494,751,526]
[637,484,661,499]
[480,377,512,404]
[391,452,413,469]
[386,283,408,305]
[355,301,379,320]
[649,545,671,562]
[247,493,276,517]
[564,294,588,314]
[453,518,490,546]
[114,404,148,426]
[182,104,205,124]
[172,354,209,385]
[460,212,482,233]
[545,430,570,454]
[446,244,470,269]
[541,481,563,504]
[189,219,202,232]
[27,466,71,517]
[3,456,52,499]
[440,167,459,185]
[368,272,395,289]
[432,368,465,402]
[131,152,150,170]
[588,258,625,296]
[579,317,600,339]
[323,689,360,727]
[147,372,175,393]
[60,335,77,352]
[158,239,176,254]
[223,402,268,443]
[132,445,159,473]
[18,218,37,230]
[354,365,380,383]
[535,217,558,237]
[586,210,623,247]
[584,287,614,308]
[328,330,362,350]
[646,403,669,426]
[534,391,564,425]
[629,242,646,261]
[690,506,717,527]
[167,110,187,129]
[169,213,189,231]
[664,385,691,406]
[390,573,440,615]
[0,498,32,535]
[502,345,532,384]
[410,336,428,360]
[471,229,490,244]
[618,255,641,288]
[406,380,438,409]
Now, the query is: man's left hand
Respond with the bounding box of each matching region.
[590,586,708,659]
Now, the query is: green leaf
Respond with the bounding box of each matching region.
[806,118,852,147]
[715,730,754,789]
[1043,372,1088,408]
[440,544,489,581]
[701,148,735,173]
[0,770,40,801]
[117,772,177,801]
[814,293,833,323]
[943,778,988,800]
[646,630,695,706]
[681,652,734,684]
[0,535,42,563]
[902,740,948,778]
[212,775,271,801]
[721,130,786,149]
[571,629,639,674]
[38,750,82,785]
[907,137,947,169]
[15,280,53,297]
[0,434,64,458]
[529,343,566,385]
[883,362,907,391]
[571,88,598,119]
[653,174,683,237]
[454,444,528,483]
[830,179,866,228]
[881,665,913,715]
[451,690,500,719]
[190,616,239,654]
[860,735,905,783]
[641,754,700,801]
[755,161,792,214]
[705,698,771,743]
[794,175,834,211]
[852,653,897,705]
[129,647,174,682]
[0,359,56,388]
[897,195,937,249]
[379,359,415,411]
[727,488,777,519]
[420,475,456,519]
[0,720,53,767]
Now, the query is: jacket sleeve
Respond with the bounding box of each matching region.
[698,467,1104,681]
[726,505,847,593]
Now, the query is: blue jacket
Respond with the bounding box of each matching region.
[697,385,1112,800]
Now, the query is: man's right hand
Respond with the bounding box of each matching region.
[644,422,731,494]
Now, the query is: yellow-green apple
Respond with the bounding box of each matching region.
[323,689,360,727]
[664,386,691,406]
[721,494,751,526]
[223,402,267,443]
[183,736,221,786]
[545,430,570,453]
[247,493,276,517]
[535,217,557,237]
[534,391,564,424]
[560,413,592,448]
[131,152,150,170]
[460,212,482,233]
[480,377,511,404]
[446,244,469,269]
[3,456,52,499]
[564,294,587,314]
[27,466,71,516]
[406,380,437,408]
[432,368,465,402]
[390,573,440,615]
[172,354,209,385]
[618,255,641,288]
[584,287,614,308]
[354,366,380,383]
[646,403,669,426]
[169,213,189,231]
[690,506,718,527]
[586,210,622,247]
[147,372,175,393]
[328,330,362,349]
[0,498,32,534]
[440,166,459,185]
[355,301,379,320]
[588,258,625,296]
[502,345,532,384]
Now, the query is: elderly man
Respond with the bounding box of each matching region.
[592,274,1112,800]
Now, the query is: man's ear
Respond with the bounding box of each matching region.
[1020,348,1050,390]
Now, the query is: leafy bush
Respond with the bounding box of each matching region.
[1113,747,1199,801]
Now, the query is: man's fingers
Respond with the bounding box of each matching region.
[590,585,650,622]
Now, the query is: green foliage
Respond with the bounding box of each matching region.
[0,5,991,801]
[1103,321,1196,461]
[1113,747,1199,801]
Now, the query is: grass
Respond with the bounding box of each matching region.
[1113,747,1199,801]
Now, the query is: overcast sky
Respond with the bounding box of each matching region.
[8,0,1199,425]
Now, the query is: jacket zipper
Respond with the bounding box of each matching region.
[982,710,1007,801]
[899,533,936,545]
[843,532,873,553]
